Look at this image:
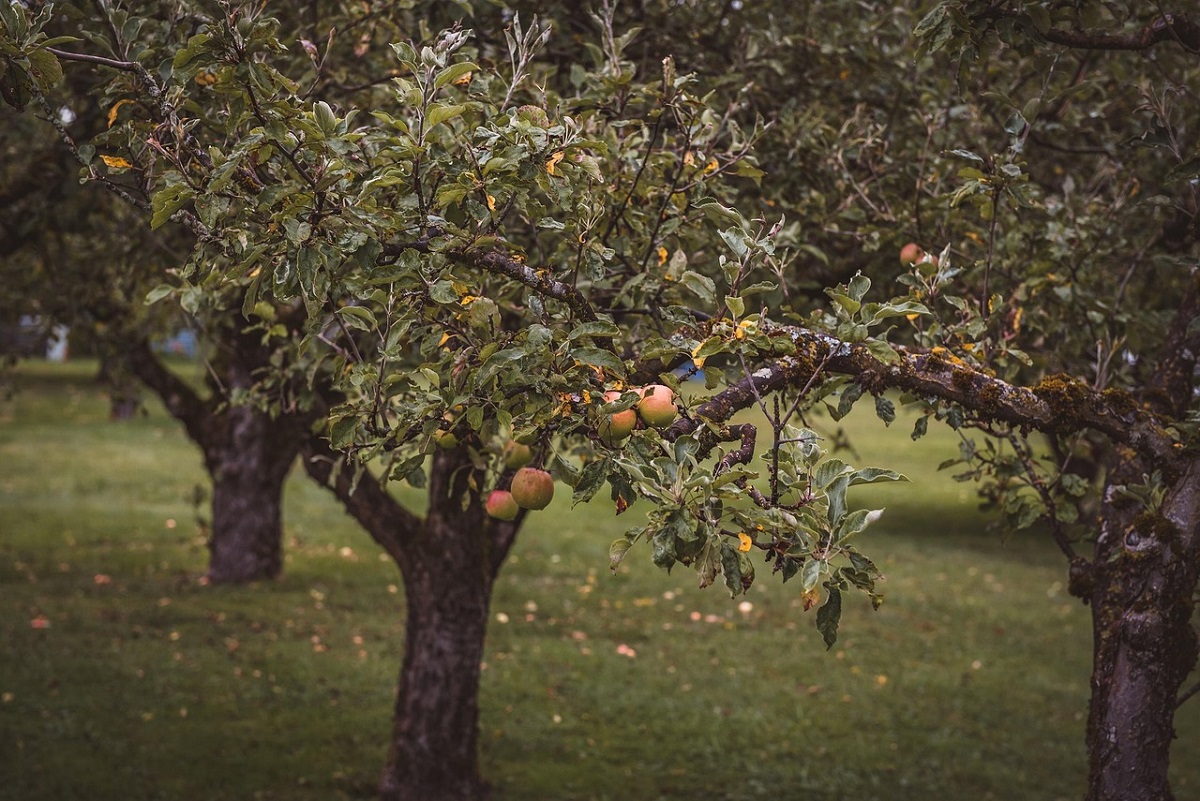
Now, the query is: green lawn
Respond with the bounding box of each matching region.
[1,359,1196,800]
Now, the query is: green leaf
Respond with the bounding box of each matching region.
[678,271,716,304]
[800,558,821,592]
[433,61,477,88]
[814,458,851,489]
[874,394,895,425]
[816,586,843,649]
[426,103,466,129]
[864,339,901,365]
[573,459,608,505]
[720,542,744,597]
[609,537,633,572]
[26,48,62,90]
[150,184,194,229]
[849,467,907,486]
[573,347,625,375]
[568,320,622,340]
[144,284,174,305]
[329,415,358,450]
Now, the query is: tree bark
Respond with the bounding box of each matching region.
[201,401,303,582]
[127,334,315,583]
[1083,457,1200,801]
[301,441,521,801]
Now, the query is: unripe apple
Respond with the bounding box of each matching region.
[510,467,555,510]
[485,490,520,521]
[598,390,637,444]
[502,441,533,469]
[899,242,924,265]
[637,384,678,428]
[434,429,459,449]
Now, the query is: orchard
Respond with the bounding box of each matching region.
[2,2,1199,801]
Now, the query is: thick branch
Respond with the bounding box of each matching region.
[668,326,1181,471]
[1041,14,1200,52]
[300,434,422,566]
[125,338,214,446]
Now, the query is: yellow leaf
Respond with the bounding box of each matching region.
[545,151,564,175]
[656,246,669,266]
[683,151,695,166]
[195,70,218,86]
[100,155,132,169]
[737,532,753,552]
[452,70,473,86]
[486,194,496,211]
[107,99,134,128]
[704,157,719,174]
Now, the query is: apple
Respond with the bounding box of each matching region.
[900,242,924,265]
[510,467,555,510]
[502,441,533,469]
[434,429,459,449]
[637,384,677,428]
[485,490,520,521]
[598,390,637,444]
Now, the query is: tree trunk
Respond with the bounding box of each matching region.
[1083,458,1200,801]
[378,450,504,801]
[127,335,315,583]
[202,402,302,583]
[379,533,494,801]
[301,441,520,801]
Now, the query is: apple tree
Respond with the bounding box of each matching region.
[4,1,1200,800]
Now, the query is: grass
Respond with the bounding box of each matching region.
[1,359,1197,800]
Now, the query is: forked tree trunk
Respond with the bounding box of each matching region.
[127,334,314,583]
[1083,458,1200,801]
[301,441,520,801]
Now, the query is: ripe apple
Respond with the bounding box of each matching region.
[899,242,924,265]
[503,440,533,469]
[598,390,637,444]
[485,490,520,521]
[510,467,555,510]
[637,384,678,428]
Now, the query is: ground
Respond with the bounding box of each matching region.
[1,360,1197,800]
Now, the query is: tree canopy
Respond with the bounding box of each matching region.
[3,1,1199,800]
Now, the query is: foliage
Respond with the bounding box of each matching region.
[4,1,1200,798]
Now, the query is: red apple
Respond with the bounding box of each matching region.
[510,467,555,510]
[485,490,520,521]
[900,242,924,265]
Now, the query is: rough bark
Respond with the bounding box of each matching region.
[1083,457,1200,801]
[127,335,314,583]
[302,441,521,801]
[201,401,303,582]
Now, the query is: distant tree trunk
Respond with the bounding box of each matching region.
[201,401,303,582]
[128,332,315,583]
[96,351,140,420]
[1081,457,1200,801]
[302,440,521,801]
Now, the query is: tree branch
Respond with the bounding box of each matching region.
[300,434,423,567]
[125,338,214,448]
[666,325,1182,472]
[380,236,599,322]
[1041,13,1200,52]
